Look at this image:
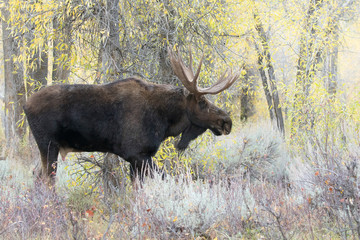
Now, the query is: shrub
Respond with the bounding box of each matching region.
[0,177,69,239]
[118,173,257,239]
[190,122,290,186]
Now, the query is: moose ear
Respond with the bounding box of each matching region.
[176,124,206,151]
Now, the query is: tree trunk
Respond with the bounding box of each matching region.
[28,47,49,86]
[158,0,176,84]
[324,16,339,97]
[254,42,275,122]
[102,153,122,196]
[253,10,285,136]
[240,65,256,122]
[291,0,324,135]
[52,17,72,83]
[295,0,324,97]
[159,45,174,84]
[321,0,355,97]
[96,0,122,190]
[97,0,123,83]
[267,52,285,136]
[1,1,26,148]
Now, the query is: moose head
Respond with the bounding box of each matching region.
[168,47,239,149]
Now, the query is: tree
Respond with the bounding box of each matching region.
[97,0,122,83]
[290,0,358,142]
[322,0,357,97]
[52,4,73,83]
[0,0,81,154]
[240,65,256,121]
[252,6,285,136]
[1,0,26,148]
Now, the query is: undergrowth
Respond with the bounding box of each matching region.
[0,122,359,239]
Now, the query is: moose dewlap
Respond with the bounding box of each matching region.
[24,47,240,184]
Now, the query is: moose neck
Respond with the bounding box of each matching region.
[165,111,206,151]
[166,91,208,150]
[161,87,208,150]
[176,124,206,151]
[164,88,191,137]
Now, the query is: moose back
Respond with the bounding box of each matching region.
[24,48,239,184]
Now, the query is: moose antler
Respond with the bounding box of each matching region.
[168,46,240,97]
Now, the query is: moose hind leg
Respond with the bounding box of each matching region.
[37,141,60,185]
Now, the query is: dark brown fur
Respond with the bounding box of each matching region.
[24,78,232,183]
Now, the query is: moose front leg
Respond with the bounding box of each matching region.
[129,156,160,182]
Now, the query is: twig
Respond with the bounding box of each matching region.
[0,221,23,236]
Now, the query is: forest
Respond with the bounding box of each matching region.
[0,0,360,239]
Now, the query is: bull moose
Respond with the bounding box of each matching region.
[24,47,240,184]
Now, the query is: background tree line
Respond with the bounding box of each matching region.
[0,0,359,156]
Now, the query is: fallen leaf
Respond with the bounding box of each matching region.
[85,210,94,218]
